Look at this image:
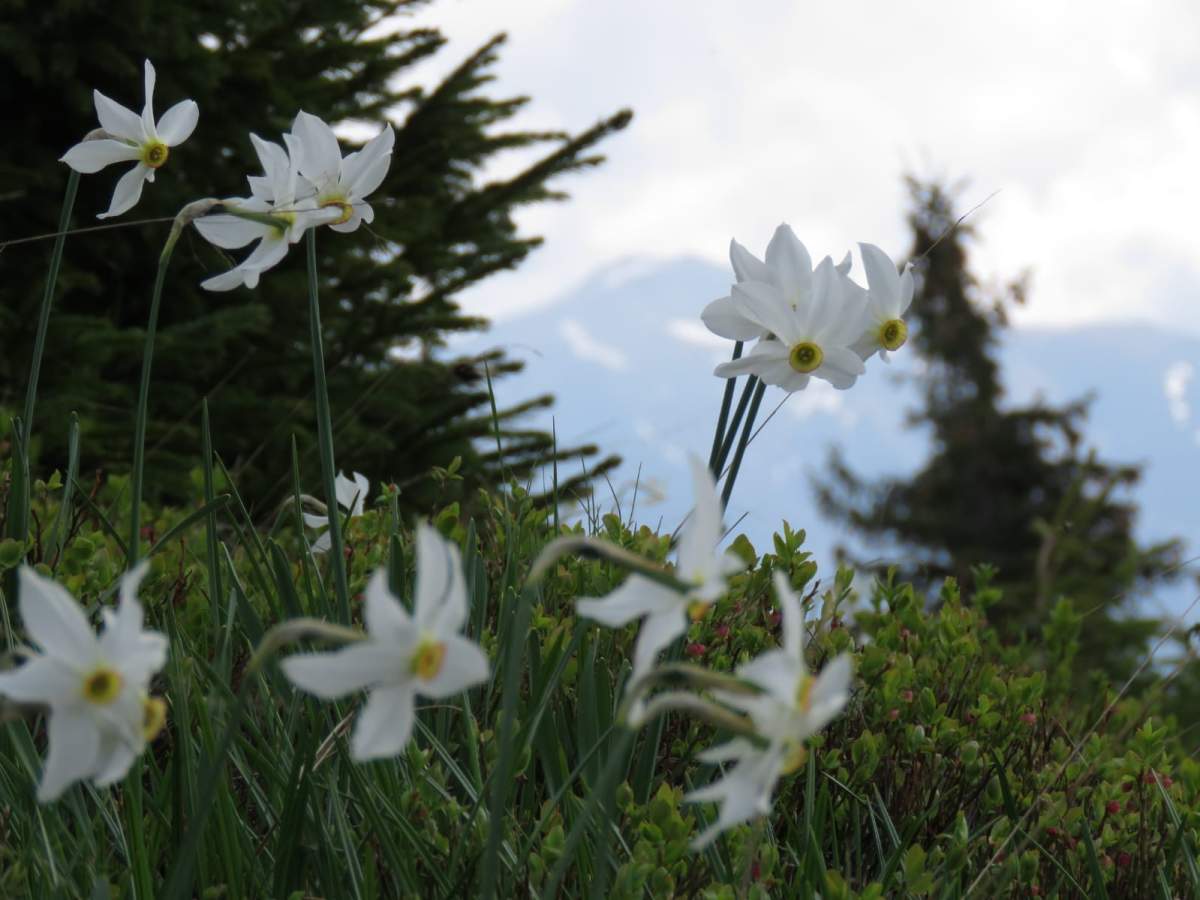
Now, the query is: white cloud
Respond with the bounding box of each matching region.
[1164,360,1194,426]
[633,419,685,466]
[559,319,628,371]
[398,1,1200,336]
[665,318,728,352]
[596,257,669,291]
[784,380,858,426]
[386,341,422,362]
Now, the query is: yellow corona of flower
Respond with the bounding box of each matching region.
[852,242,914,362]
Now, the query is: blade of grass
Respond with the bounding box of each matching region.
[122,758,154,899]
[269,540,304,620]
[271,715,318,897]
[1079,818,1109,900]
[160,689,249,900]
[47,412,80,566]
[4,418,29,570]
[479,584,535,898]
[514,723,615,863]
[146,495,230,559]
[70,475,128,558]
[213,453,275,604]
[540,728,637,899]
[1156,776,1200,890]
[201,399,223,635]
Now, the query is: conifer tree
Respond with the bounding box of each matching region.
[0,1,627,515]
[817,178,1181,681]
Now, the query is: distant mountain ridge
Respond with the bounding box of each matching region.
[454,256,1199,616]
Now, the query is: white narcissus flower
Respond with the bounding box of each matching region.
[0,565,169,802]
[687,571,852,848]
[576,456,743,714]
[686,739,788,850]
[60,60,199,220]
[703,226,852,343]
[726,572,852,759]
[195,133,340,292]
[851,242,914,363]
[304,470,370,554]
[281,523,489,760]
[290,111,394,233]
[701,238,775,341]
[713,251,868,393]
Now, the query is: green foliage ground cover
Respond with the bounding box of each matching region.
[1,443,1196,898]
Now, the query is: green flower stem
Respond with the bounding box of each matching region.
[626,662,761,702]
[216,206,295,231]
[128,228,183,565]
[22,169,79,445]
[720,379,766,509]
[707,341,743,477]
[128,202,224,566]
[528,534,691,591]
[625,690,761,737]
[6,171,79,574]
[305,228,351,622]
[715,374,760,478]
[245,617,364,676]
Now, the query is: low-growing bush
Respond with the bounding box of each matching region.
[1,472,1195,898]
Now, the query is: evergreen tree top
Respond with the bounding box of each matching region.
[0,1,631,515]
[816,178,1182,682]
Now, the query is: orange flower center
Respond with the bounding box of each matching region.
[82,667,123,705]
[795,674,815,711]
[781,742,807,775]
[320,198,354,225]
[142,141,169,169]
[411,638,447,681]
[142,696,167,741]
[879,318,908,351]
[788,342,823,373]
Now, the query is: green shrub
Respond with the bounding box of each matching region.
[1,468,1195,898]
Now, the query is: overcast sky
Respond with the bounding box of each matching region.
[393,0,1200,335]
